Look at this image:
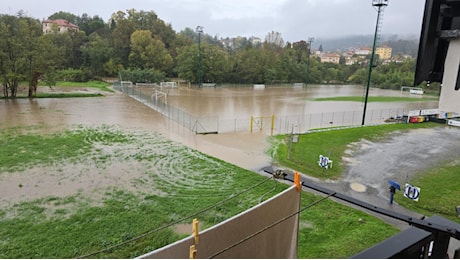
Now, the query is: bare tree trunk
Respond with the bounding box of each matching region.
[11,81,18,98]
[28,71,40,98]
[3,82,9,98]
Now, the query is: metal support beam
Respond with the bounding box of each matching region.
[262,166,460,240]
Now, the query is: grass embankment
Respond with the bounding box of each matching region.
[397,165,460,222]
[50,80,114,93]
[0,125,398,258]
[269,122,440,180]
[314,96,439,102]
[2,80,114,99]
[270,122,460,224]
[34,92,103,98]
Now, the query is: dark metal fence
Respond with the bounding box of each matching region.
[114,82,431,135]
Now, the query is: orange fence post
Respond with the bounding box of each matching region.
[189,245,197,259]
[294,172,301,191]
[190,218,199,259]
[192,218,199,245]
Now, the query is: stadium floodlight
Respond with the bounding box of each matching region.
[305,37,314,86]
[196,26,204,88]
[362,0,388,125]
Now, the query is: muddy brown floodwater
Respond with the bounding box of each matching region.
[0,85,438,171]
[1,84,459,255]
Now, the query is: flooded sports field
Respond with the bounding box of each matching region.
[3,84,460,257]
[120,84,438,134]
[0,84,438,170]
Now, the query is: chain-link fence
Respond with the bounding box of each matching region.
[114,82,218,134]
[114,82,431,135]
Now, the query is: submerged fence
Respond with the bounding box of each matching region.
[114,82,431,135]
[114,82,219,134]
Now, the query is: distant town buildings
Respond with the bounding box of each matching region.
[210,34,405,66]
[42,19,79,34]
[319,53,341,64]
[354,47,372,56]
[314,45,394,65]
[375,46,392,60]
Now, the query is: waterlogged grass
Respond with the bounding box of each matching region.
[397,164,460,222]
[314,96,438,102]
[298,192,399,258]
[0,125,129,172]
[0,125,400,258]
[0,126,286,258]
[269,122,440,180]
[44,80,114,93]
[34,93,103,98]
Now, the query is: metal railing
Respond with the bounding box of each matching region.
[114,82,432,135]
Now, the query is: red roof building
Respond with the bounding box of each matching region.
[42,19,79,34]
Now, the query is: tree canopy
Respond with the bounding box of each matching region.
[0,9,421,98]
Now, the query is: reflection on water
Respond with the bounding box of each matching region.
[0,85,439,170]
[160,84,436,118]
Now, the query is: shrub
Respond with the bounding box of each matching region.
[55,69,92,82]
[119,69,165,84]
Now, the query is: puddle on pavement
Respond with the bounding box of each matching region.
[350,182,367,192]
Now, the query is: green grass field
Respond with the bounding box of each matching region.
[269,122,440,180]
[314,96,439,102]
[0,125,399,258]
[270,122,460,225]
[396,164,460,222]
[51,80,114,93]
[2,80,114,99]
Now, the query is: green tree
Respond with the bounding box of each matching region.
[111,19,135,67]
[78,14,110,37]
[81,33,113,75]
[48,11,79,25]
[232,47,267,84]
[348,68,368,85]
[0,14,45,97]
[175,44,197,82]
[128,30,172,72]
[201,44,231,83]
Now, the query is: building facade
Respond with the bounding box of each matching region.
[376,46,392,60]
[42,19,79,34]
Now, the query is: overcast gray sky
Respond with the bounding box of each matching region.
[2,0,426,42]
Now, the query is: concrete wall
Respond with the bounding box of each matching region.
[138,185,301,259]
[439,38,460,114]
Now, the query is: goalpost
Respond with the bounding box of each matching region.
[401,86,424,95]
[160,82,177,88]
[120,81,133,87]
[250,115,275,135]
[151,89,167,104]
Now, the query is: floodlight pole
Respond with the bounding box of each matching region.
[196,26,204,88]
[306,37,314,86]
[362,0,388,125]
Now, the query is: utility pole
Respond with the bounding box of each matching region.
[362,0,388,125]
[306,37,314,86]
[196,26,203,88]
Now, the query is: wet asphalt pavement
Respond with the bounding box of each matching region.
[296,125,460,256]
[318,126,460,211]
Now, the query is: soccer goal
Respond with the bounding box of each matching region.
[160,82,177,88]
[136,83,157,88]
[120,81,133,87]
[401,86,424,95]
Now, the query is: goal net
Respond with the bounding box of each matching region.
[401,86,424,95]
[160,82,177,88]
